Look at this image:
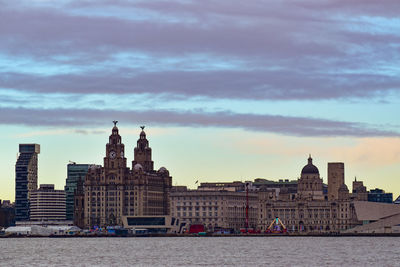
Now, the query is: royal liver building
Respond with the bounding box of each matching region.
[84,122,172,227]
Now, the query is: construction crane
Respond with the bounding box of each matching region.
[266,217,287,234]
[245,182,249,232]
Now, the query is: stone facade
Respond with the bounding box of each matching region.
[257,157,357,233]
[83,123,172,228]
[170,186,258,231]
[297,156,324,201]
[328,162,345,201]
[73,177,85,229]
[351,178,368,201]
[171,156,362,233]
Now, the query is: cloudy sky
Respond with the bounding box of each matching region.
[1,0,399,201]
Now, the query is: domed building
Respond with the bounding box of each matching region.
[257,155,359,233]
[297,155,324,200]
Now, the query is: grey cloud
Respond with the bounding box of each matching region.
[0,0,399,101]
[0,107,397,137]
[2,70,399,100]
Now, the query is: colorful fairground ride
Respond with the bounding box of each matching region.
[265,217,288,234]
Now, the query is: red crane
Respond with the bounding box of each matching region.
[245,182,249,232]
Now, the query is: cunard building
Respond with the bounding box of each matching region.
[83,122,172,227]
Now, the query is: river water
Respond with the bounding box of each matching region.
[0,237,399,266]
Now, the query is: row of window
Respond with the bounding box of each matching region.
[176,212,219,217]
[176,206,218,211]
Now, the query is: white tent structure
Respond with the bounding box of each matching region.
[5,225,81,236]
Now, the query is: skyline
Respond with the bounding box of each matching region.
[1,0,399,200]
[1,124,398,201]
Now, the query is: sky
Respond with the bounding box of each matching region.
[0,0,399,201]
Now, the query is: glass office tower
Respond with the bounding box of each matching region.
[15,144,40,221]
[65,163,90,221]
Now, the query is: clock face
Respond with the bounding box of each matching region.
[109,151,116,159]
[120,151,124,158]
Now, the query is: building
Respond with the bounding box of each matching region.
[0,200,15,228]
[15,144,40,221]
[30,184,66,222]
[73,177,85,228]
[344,201,400,233]
[197,181,246,192]
[83,122,172,228]
[170,186,258,232]
[258,156,356,233]
[121,215,185,234]
[252,178,298,201]
[351,177,368,201]
[64,163,91,221]
[368,188,393,203]
[297,156,324,201]
[328,162,344,201]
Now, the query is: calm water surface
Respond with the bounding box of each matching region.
[0,237,399,266]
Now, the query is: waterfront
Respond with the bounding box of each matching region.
[0,237,399,266]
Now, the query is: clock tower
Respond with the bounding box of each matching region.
[84,122,172,228]
[104,121,127,170]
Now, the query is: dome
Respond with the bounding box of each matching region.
[158,167,168,173]
[338,183,349,192]
[301,155,319,174]
[134,163,143,171]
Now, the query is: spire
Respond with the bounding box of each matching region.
[113,120,118,127]
[308,154,312,165]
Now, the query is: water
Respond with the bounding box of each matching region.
[0,237,399,266]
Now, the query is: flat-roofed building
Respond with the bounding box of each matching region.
[121,215,185,233]
[15,144,40,221]
[328,162,344,201]
[368,188,393,203]
[30,184,66,222]
[170,186,258,232]
[64,163,91,221]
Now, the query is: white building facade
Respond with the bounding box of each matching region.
[30,184,66,222]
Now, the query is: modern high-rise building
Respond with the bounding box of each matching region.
[30,184,66,222]
[15,144,40,221]
[64,163,91,221]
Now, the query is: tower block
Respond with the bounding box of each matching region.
[328,162,345,201]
